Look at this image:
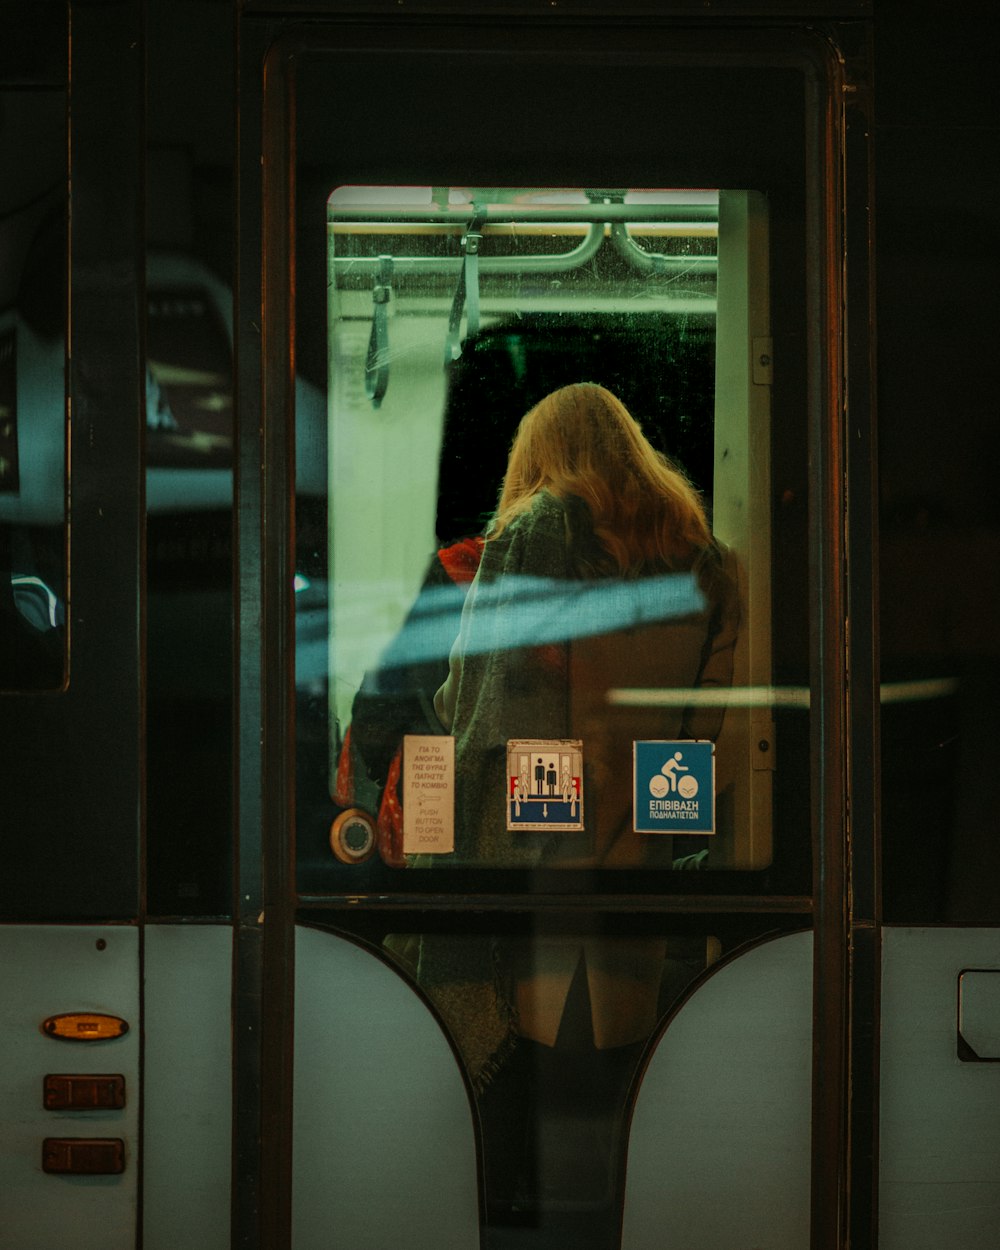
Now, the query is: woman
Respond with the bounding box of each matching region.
[417,382,740,1230]
[418,383,739,1230]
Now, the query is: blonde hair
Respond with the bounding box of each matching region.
[491,383,712,575]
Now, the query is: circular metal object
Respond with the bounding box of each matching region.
[329,808,377,865]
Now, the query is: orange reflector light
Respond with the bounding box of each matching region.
[43,1138,125,1175]
[42,1013,129,1042]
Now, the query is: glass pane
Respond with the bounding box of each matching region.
[144,0,235,916]
[305,186,781,874]
[877,108,1000,924]
[0,88,66,690]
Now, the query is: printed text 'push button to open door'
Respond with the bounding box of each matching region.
[958,970,1000,1061]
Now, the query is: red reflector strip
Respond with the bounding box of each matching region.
[42,1138,125,1175]
[44,1074,126,1110]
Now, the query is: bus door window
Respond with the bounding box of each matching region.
[315,187,775,876]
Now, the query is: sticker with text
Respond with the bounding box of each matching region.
[402,735,455,854]
[633,740,715,834]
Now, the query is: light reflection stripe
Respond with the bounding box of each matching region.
[878,676,959,704]
[607,686,809,708]
[606,677,959,709]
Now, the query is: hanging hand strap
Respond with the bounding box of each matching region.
[444,218,484,365]
[365,253,394,408]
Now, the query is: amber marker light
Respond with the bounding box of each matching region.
[41,1013,129,1041]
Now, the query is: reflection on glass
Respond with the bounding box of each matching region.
[0,90,67,691]
[144,257,236,916]
[319,186,775,871]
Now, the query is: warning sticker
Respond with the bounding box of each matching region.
[506,739,584,832]
[633,740,715,834]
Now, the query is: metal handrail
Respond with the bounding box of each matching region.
[329,201,718,277]
[328,201,718,224]
[331,220,607,276]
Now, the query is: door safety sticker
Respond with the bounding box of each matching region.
[506,739,584,832]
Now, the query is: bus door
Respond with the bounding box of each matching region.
[240,15,859,1249]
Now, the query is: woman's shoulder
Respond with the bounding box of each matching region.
[513,488,567,526]
[495,490,569,545]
